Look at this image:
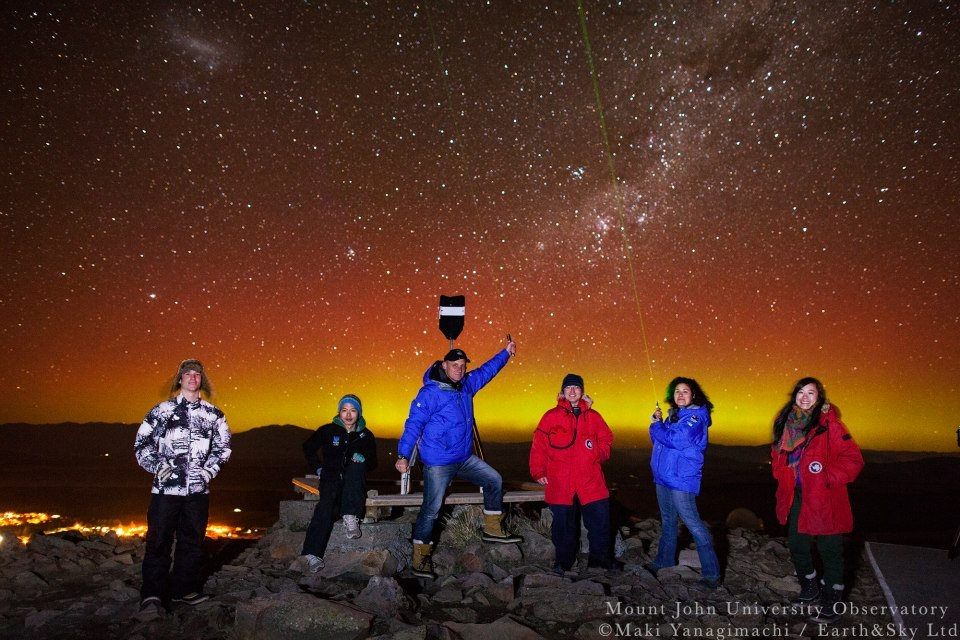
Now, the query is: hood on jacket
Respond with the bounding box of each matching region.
[426,360,462,390]
[668,404,711,426]
[332,415,367,432]
[556,397,591,414]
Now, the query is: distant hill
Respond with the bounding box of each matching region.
[1,423,957,546]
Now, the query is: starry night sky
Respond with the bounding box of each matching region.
[2,1,958,451]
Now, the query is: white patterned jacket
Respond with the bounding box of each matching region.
[134,394,232,496]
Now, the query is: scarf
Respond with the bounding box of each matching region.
[780,407,812,469]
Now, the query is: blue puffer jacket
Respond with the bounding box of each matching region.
[398,349,510,466]
[649,404,711,494]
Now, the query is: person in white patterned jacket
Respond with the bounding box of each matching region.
[133,359,232,619]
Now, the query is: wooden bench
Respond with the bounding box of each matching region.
[292,477,544,506]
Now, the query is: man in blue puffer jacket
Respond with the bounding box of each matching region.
[395,339,521,577]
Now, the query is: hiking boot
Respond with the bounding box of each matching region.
[793,572,821,605]
[411,541,437,579]
[343,514,362,539]
[480,510,523,544]
[172,592,209,606]
[808,583,843,624]
[303,553,325,573]
[136,596,163,621]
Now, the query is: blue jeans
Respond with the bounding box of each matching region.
[412,455,503,543]
[651,483,720,581]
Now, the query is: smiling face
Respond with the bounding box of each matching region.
[339,404,359,429]
[795,383,820,411]
[563,385,583,405]
[673,383,693,407]
[442,358,467,382]
[180,369,202,395]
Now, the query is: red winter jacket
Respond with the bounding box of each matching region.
[529,398,613,506]
[771,404,864,535]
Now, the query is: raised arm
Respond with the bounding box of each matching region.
[461,349,511,396]
[649,409,709,451]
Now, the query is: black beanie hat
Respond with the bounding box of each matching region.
[560,373,584,391]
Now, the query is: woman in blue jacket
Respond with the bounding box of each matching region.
[645,377,720,588]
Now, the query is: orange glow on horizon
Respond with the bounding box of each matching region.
[0,512,258,542]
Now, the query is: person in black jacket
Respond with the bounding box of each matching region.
[299,394,377,572]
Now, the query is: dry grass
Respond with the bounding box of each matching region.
[442,506,483,547]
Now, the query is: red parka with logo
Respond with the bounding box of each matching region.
[529,398,614,506]
[771,403,864,535]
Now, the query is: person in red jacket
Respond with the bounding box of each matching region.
[530,373,615,573]
[771,377,863,625]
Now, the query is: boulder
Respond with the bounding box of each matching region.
[519,529,553,564]
[27,534,78,558]
[319,549,399,578]
[441,614,545,640]
[725,508,763,531]
[234,593,373,640]
[355,576,410,617]
[519,575,613,623]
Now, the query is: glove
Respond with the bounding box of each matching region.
[157,461,175,483]
[351,453,365,464]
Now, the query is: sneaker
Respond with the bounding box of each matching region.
[172,592,209,606]
[136,596,163,621]
[303,553,325,573]
[343,514,362,539]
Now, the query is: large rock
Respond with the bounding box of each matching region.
[441,614,545,640]
[519,529,553,564]
[263,516,411,571]
[354,576,411,617]
[318,549,399,578]
[519,574,614,623]
[234,593,373,640]
[27,533,78,559]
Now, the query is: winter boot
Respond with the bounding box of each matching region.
[793,571,820,605]
[343,514,361,539]
[808,583,843,624]
[480,510,523,544]
[411,541,436,579]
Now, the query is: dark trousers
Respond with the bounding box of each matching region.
[141,493,209,600]
[550,497,610,570]
[787,486,844,586]
[302,464,366,558]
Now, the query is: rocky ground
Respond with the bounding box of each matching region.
[0,507,894,640]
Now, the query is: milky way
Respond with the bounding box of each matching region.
[2,2,958,450]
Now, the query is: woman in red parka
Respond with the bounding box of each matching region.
[530,373,615,573]
[771,377,863,624]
